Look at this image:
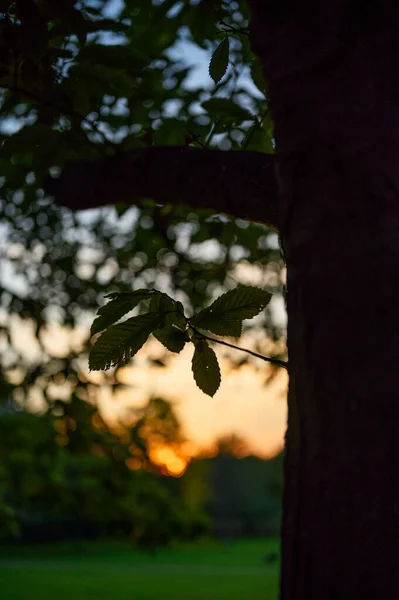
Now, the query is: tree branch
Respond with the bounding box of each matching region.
[44,146,279,227]
[193,329,288,369]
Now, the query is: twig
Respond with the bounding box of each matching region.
[192,327,288,369]
[165,297,287,369]
[219,20,250,36]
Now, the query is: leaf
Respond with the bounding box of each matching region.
[71,86,91,116]
[149,293,186,328]
[90,65,135,96]
[84,19,129,34]
[250,58,266,93]
[191,339,221,397]
[209,37,229,84]
[203,286,272,320]
[184,2,223,47]
[66,62,136,101]
[89,312,161,371]
[91,290,153,336]
[197,318,242,338]
[201,97,253,124]
[192,286,272,337]
[243,112,274,154]
[150,293,187,353]
[154,327,189,353]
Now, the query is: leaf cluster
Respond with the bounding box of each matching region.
[89,286,272,397]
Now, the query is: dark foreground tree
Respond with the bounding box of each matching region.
[2,1,398,598]
[248,4,399,598]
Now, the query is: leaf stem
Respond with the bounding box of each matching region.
[191,328,288,370]
[219,20,250,36]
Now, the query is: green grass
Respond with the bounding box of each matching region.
[0,538,279,600]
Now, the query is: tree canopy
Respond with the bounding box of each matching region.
[0,0,286,412]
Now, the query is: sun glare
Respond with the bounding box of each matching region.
[149,445,188,477]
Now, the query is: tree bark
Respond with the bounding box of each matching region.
[46,146,279,227]
[248,1,399,598]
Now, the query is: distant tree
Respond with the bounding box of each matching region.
[214,433,251,457]
[0,397,209,547]
[181,444,283,540]
[125,397,186,472]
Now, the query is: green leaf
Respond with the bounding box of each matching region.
[89,312,161,371]
[191,339,221,397]
[90,65,135,96]
[250,58,266,93]
[243,112,274,154]
[150,293,187,353]
[197,319,242,338]
[201,98,253,125]
[154,327,189,353]
[192,286,272,337]
[149,294,186,328]
[71,86,91,116]
[184,2,223,47]
[91,290,153,336]
[84,19,129,34]
[66,62,136,103]
[209,36,229,84]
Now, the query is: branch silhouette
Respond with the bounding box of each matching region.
[45,146,279,227]
[191,326,288,369]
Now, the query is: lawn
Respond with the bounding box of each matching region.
[0,538,279,600]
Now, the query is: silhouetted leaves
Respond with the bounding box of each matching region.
[89,312,161,370]
[201,97,253,125]
[209,36,230,84]
[192,286,272,337]
[91,290,153,336]
[150,293,188,353]
[90,285,275,393]
[192,338,221,397]
[250,57,266,93]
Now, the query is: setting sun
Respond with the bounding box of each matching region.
[149,445,188,477]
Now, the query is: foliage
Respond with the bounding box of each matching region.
[0,1,285,430]
[209,36,230,84]
[180,435,283,537]
[191,285,271,336]
[0,397,209,547]
[89,286,272,396]
[205,452,283,537]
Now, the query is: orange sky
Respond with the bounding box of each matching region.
[95,343,288,459]
[6,313,288,459]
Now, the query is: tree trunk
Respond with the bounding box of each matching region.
[279,145,399,599]
[249,2,399,598]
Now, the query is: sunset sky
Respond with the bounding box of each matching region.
[100,344,288,458]
[83,326,287,457]
[7,314,287,459]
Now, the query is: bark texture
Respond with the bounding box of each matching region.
[248,1,399,598]
[47,146,279,227]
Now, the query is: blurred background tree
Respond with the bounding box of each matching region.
[0,0,285,546]
[0,396,210,547]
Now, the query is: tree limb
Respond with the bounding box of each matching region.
[45,146,279,228]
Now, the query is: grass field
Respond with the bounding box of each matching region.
[0,538,279,600]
